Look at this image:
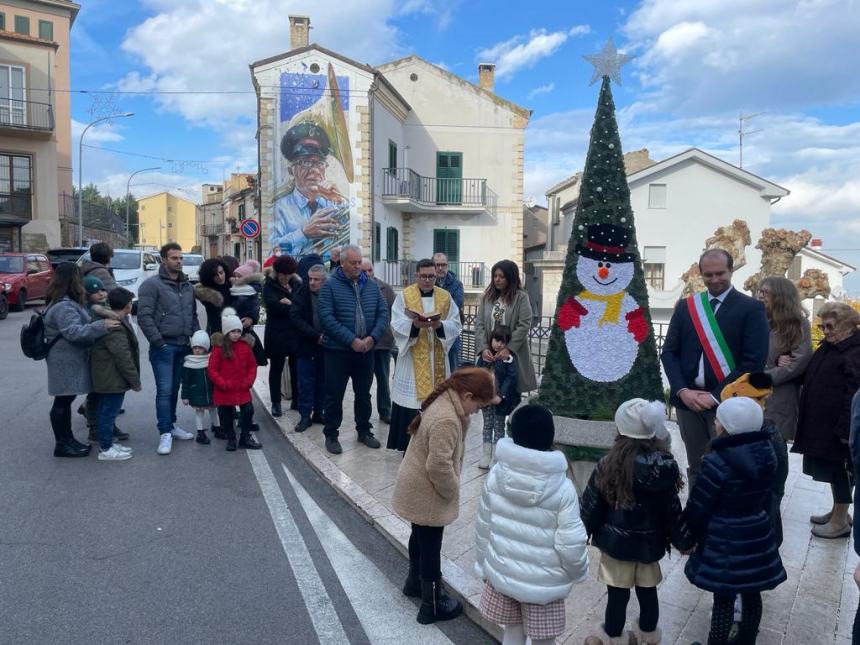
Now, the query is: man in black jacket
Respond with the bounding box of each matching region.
[661,249,769,486]
[289,263,328,433]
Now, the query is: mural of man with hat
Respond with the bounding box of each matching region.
[272,122,344,256]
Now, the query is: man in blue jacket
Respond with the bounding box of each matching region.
[318,244,389,454]
[661,249,769,486]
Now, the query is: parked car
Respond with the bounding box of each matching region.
[0,253,54,311]
[0,282,9,320]
[46,247,89,268]
[183,253,204,283]
[77,249,161,313]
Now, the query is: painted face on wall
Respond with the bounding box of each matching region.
[290,155,329,199]
[575,256,634,295]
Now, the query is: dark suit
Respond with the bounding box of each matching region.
[661,287,769,483]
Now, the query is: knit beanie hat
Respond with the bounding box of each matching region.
[190,329,210,352]
[273,254,298,276]
[221,307,243,335]
[83,275,105,294]
[716,397,763,435]
[509,404,554,451]
[614,398,667,440]
[721,372,773,409]
[233,259,261,278]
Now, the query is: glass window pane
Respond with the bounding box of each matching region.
[38,20,53,40]
[0,156,10,193]
[14,15,29,35]
[0,67,9,100]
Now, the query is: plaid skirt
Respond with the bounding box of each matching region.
[480,583,566,639]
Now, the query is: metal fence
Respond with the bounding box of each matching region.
[457,304,670,378]
[59,192,128,237]
[380,259,487,289]
[381,167,491,208]
[0,99,54,132]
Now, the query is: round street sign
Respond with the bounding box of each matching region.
[240,219,260,239]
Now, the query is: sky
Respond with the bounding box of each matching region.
[70,0,860,293]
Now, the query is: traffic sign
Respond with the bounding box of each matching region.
[240,219,260,239]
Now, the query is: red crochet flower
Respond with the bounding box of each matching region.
[625,307,649,343]
[558,297,588,331]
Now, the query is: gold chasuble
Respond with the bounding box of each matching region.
[403,284,451,400]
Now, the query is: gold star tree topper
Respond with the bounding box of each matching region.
[583,38,632,86]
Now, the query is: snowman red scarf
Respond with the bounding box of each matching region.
[686,292,736,382]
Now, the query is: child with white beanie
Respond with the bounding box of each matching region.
[684,396,787,645]
[180,329,221,444]
[582,399,694,645]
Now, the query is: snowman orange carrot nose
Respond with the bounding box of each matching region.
[598,266,610,279]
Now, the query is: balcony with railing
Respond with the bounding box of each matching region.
[379,259,488,290]
[201,223,226,237]
[0,100,54,137]
[380,168,497,215]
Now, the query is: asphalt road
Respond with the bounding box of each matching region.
[0,303,494,645]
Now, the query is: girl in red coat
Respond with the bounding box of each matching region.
[208,310,262,452]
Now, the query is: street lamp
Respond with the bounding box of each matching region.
[125,166,160,245]
[78,112,134,247]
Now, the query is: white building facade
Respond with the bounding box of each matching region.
[251,16,530,298]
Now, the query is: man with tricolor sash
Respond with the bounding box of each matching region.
[661,249,769,485]
[386,259,462,452]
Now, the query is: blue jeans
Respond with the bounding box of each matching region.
[149,343,189,435]
[297,352,325,417]
[97,393,125,451]
[448,337,461,373]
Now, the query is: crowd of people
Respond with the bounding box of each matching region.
[36,240,860,643]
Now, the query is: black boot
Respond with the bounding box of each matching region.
[733,629,758,645]
[212,425,227,440]
[416,580,462,625]
[239,430,262,449]
[113,426,129,441]
[295,416,311,433]
[87,426,99,443]
[196,429,210,445]
[271,401,282,417]
[402,562,420,598]
[311,411,325,424]
[50,408,89,458]
[225,424,237,452]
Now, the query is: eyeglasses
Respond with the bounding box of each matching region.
[417,274,436,281]
[435,263,448,268]
[293,159,328,170]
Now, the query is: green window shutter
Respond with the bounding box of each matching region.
[388,141,397,171]
[0,14,6,31]
[436,152,462,204]
[386,226,399,261]
[373,222,381,261]
[432,229,459,263]
[38,20,53,40]
[14,15,29,35]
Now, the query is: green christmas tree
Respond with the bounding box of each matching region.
[536,41,664,420]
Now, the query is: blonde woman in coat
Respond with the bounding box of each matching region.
[392,367,499,625]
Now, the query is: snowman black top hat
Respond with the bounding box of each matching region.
[576,223,636,263]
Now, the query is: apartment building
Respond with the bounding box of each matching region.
[137,191,197,252]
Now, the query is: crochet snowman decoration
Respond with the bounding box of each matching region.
[557,223,649,382]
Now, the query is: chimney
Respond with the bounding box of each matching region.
[478,63,495,91]
[289,16,311,49]
[810,238,823,249]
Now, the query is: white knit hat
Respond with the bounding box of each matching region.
[716,397,763,435]
[614,398,667,440]
[221,307,243,336]
[190,330,210,351]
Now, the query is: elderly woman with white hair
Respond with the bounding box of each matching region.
[792,302,860,538]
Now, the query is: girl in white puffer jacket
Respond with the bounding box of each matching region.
[475,404,589,645]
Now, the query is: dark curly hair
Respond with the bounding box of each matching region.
[198,258,230,288]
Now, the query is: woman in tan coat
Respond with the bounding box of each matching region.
[757,277,813,441]
[392,367,499,625]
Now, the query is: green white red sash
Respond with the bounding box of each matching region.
[686,292,735,382]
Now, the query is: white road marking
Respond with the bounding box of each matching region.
[247,451,350,645]
[282,462,456,645]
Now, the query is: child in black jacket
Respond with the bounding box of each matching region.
[581,398,693,645]
[476,325,520,469]
[180,330,220,444]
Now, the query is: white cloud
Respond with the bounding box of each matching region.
[119,0,405,128]
[527,83,555,99]
[71,119,126,143]
[622,0,860,113]
[477,25,590,80]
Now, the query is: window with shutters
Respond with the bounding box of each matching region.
[643,246,665,289]
[14,15,29,35]
[373,222,381,261]
[388,141,397,171]
[648,184,667,209]
[38,20,53,40]
[0,64,26,126]
[432,229,459,263]
[0,13,6,30]
[386,226,399,261]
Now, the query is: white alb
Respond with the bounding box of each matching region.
[474,438,589,605]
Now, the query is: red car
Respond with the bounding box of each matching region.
[0,253,54,311]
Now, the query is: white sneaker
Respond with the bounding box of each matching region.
[112,443,133,453]
[98,446,132,461]
[157,433,173,455]
[171,425,194,440]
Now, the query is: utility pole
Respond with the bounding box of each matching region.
[738,111,765,168]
